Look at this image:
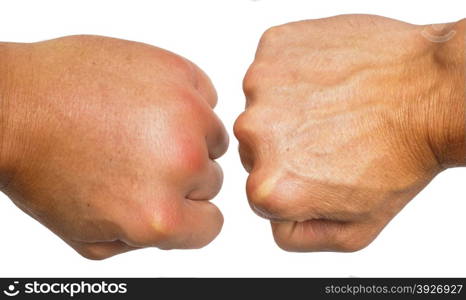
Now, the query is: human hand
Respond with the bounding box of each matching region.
[234,15,465,251]
[0,35,228,259]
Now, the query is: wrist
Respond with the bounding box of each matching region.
[422,19,466,168]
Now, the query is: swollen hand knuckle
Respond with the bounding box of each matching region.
[246,172,296,220]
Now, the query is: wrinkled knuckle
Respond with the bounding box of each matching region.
[246,173,294,220]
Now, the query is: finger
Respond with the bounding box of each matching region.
[271,220,378,252]
[187,90,228,160]
[238,142,254,172]
[246,169,315,221]
[246,167,372,222]
[66,239,138,260]
[186,160,223,200]
[205,112,229,159]
[242,63,265,107]
[121,197,223,250]
[185,59,218,108]
[159,199,224,249]
[233,110,263,170]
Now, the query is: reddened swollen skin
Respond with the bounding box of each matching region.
[235,15,466,252]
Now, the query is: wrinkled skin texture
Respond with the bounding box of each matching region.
[0,36,228,259]
[234,15,465,252]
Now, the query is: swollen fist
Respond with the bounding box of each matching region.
[0,35,228,259]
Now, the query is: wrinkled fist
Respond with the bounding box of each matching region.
[0,36,228,259]
[235,15,465,251]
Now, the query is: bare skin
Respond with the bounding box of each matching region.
[0,35,228,259]
[234,15,465,252]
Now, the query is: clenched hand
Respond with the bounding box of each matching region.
[235,15,465,252]
[0,36,228,259]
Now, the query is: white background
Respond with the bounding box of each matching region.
[0,0,465,277]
